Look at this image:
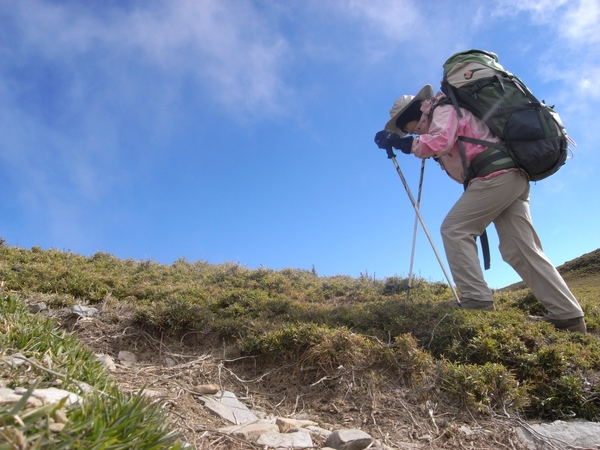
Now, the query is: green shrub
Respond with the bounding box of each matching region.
[239,322,327,358]
[528,373,599,420]
[442,361,526,413]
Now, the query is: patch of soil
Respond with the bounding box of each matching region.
[59,305,528,449]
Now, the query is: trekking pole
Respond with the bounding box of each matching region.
[384,148,460,304]
[406,158,426,301]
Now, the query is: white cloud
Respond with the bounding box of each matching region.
[495,0,600,45]
[2,0,291,118]
[487,0,600,107]
[124,0,291,115]
[563,0,600,42]
[0,0,294,205]
[492,0,600,47]
[346,0,421,43]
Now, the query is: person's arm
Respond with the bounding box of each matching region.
[412,106,459,159]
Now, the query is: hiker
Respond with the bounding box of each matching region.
[373,84,586,333]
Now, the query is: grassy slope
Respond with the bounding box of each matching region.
[1,243,600,448]
[502,248,600,291]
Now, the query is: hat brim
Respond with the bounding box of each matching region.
[384,84,434,136]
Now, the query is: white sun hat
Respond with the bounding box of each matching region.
[384,84,434,136]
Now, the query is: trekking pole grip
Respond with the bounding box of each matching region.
[385,147,396,159]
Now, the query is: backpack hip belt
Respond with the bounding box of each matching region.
[458,136,517,185]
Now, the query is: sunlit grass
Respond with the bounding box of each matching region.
[1,241,599,441]
[0,292,184,449]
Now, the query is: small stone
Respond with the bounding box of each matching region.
[199,391,259,425]
[276,417,318,433]
[3,353,27,368]
[306,425,332,439]
[96,354,116,371]
[54,409,68,424]
[325,429,373,450]
[0,388,30,406]
[458,425,474,436]
[220,421,279,441]
[28,302,47,313]
[49,423,65,433]
[192,384,220,395]
[256,431,313,449]
[140,389,163,398]
[27,387,82,406]
[118,351,137,366]
[72,305,98,317]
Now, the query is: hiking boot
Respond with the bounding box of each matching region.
[461,298,496,310]
[440,298,495,311]
[545,316,587,334]
[528,315,587,333]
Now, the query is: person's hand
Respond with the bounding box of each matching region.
[393,135,413,154]
[374,130,413,154]
[374,130,400,149]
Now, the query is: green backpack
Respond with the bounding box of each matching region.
[440,49,573,182]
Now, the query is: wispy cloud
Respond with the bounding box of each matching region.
[1,0,291,122]
[0,0,293,196]
[124,0,291,115]
[491,0,600,97]
[346,0,421,43]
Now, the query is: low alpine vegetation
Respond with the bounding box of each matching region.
[1,242,599,448]
[0,293,185,449]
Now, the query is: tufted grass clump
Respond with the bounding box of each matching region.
[239,323,435,388]
[441,361,526,413]
[0,293,185,449]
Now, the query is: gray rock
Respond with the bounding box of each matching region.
[256,430,313,449]
[28,302,47,313]
[0,387,41,407]
[276,417,318,433]
[325,429,373,450]
[305,425,332,439]
[117,350,137,367]
[27,387,82,406]
[2,353,28,368]
[96,353,116,371]
[219,421,279,441]
[4,387,81,407]
[72,305,98,317]
[199,390,259,425]
[517,419,600,449]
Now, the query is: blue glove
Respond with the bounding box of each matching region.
[374,130,413,154]
[374,130,401,149]
[393,135,413,154]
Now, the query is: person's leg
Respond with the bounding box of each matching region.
[493,182,584,324]
[441,171,528,305]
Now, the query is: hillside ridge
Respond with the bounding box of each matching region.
[502,247,600,291]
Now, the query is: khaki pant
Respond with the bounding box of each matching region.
[440,170,583,320]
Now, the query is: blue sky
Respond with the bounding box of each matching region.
[1,0,599,289]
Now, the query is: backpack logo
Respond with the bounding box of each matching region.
[464,68,485,80]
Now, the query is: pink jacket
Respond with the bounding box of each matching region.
[411,96,502,184]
